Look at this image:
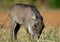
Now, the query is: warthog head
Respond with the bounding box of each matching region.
[29,18,44,40]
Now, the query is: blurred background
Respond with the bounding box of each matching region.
[0,0,60,42]
[0,0,60,28]
[0,0,60,12]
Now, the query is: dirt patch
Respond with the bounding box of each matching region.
[0,10,60,28]
[41,10,60,26]
[0,13,10,28]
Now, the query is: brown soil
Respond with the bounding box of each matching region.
[0,10,60,28]
[41,10,60,26]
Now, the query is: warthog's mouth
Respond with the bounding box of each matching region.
[33,33,40,40]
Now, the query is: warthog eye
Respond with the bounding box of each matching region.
[34,24,37,28]
[34,23,40,28]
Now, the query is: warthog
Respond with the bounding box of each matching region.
[9,4,44,40]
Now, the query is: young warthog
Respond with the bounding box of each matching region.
[9,4,44,40]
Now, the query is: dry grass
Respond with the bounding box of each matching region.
[0,25,60,42]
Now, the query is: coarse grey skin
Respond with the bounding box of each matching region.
[9,4,44,41]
